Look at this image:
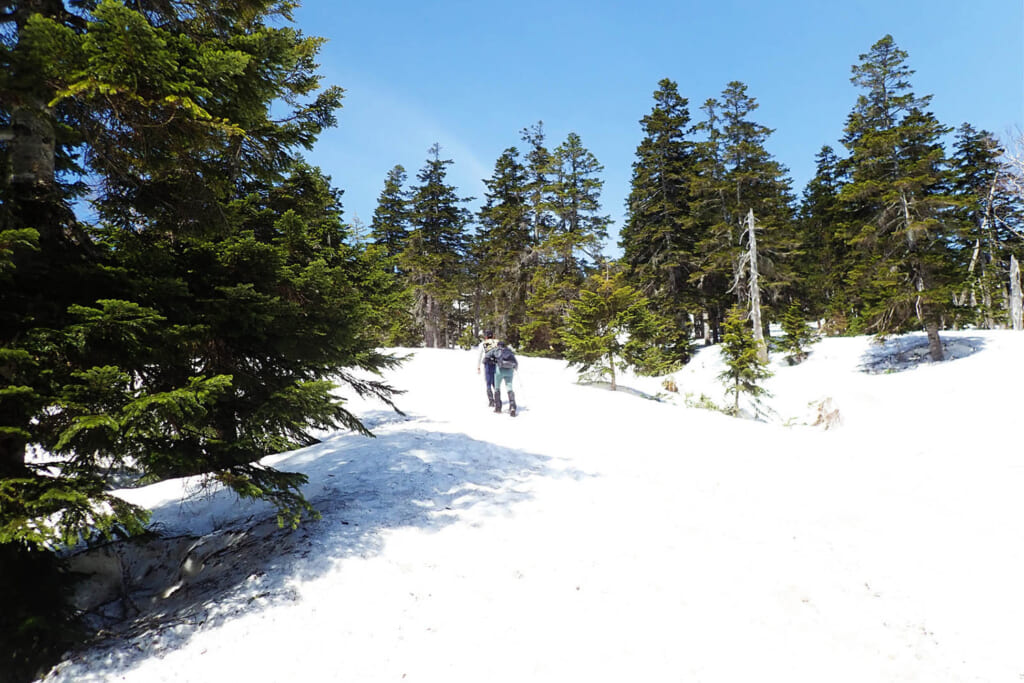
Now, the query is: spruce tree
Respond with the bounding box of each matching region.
[561,267,683,390]
[0,0,398,579]
[620,78,697,358]
[369,165,418,344]
[839,35,957,360]
[949,124,1022,328]
[402,143,472,348]
[521,132,609,356]
[475,147,533,344]
[796,146,851,329]
[718,82,798,323]
[371,165,412,264]
[2,0,403,673]
[778,301,818,365]
[690,84,797,344]
[718,305,772,416]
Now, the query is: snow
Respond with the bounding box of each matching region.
[41,330,1024,682]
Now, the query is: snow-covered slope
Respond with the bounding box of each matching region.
[43,331,1024,682]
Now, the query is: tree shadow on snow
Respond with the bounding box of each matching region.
[858,333,987,374]
[51,415,589,680]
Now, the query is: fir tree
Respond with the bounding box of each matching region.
[838,35,957,360]
[796,146,851,329]
[402,143,472,348]
[718,82,798,323]
[371,165,412,265]
[561,266,684,390]
[949,124,1022,327]
[620,78,697,358]
[1,4,399,668]
[369,165,418,344]
[690,84,796,344]
[475,147,533,345]
[717,305,772,417]
[778,301,818,365]
[521,132,609,356]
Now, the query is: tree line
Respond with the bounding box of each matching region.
[0,3,1020,677]
[369,36,1023,370]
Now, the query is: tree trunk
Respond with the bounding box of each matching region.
[745,210,768,363]
[925,321,944,362]
[1011,255,1023,331]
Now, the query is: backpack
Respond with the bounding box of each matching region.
[496,346,517,369]
[482,338,498,365]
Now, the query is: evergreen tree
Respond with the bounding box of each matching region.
[778,301,818,365]
[402,143,472,348]
[949,124,1022,327]
[691,83,797,343]
[521,132,609,357]
[519,121,555,246]
[369,165,418,344]
[1,4,398,665]
[839,35,957,360]
[371,165,412,264]
[718,82,798,321]
[796,146,851,329]
[717,305,772,416]
[475,147,533,345]
[561,267,684,390]
[620,78,697,358]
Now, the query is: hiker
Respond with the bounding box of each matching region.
[476,330,499,407]
[487,341,518,416]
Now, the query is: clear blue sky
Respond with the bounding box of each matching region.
[293,0,1023,256]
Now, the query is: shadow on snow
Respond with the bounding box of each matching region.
[858,333,987,374]
[53,412,589,679]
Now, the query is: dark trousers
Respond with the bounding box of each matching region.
[484,363,496,397]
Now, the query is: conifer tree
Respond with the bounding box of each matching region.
[1,0,399,567]
[561,267,683,390]
[718,305,772,416]
[369,165,418,344]
[475,147,533,344]
[2,0,402,673]
[521,132,610,356]
[838,35,957,360]
[778,301,818,365]
[402,143,472,348]
[690,83,796,344]
[520,122,556,246]
[718,82,798,321]
[949,124,1022,327]
[796,146,850,328]
[620,78,697,358]
[371,165,412,264]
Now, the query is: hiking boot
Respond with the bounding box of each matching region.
[508,391,517,417]
[487,386,494,407]
[494,395,502,413]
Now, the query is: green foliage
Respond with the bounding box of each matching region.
[455,326,478,350]
[401,144,472,348]
[474,147,534,345]
[837,35,958,344]
[1,2,398,556]
[777,302,818,364]
[521,131,610,356]
[717,305,772,416]
[620,79,698,349]
[561,268,685,389]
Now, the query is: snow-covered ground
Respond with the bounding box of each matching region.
[42,330,1024,682]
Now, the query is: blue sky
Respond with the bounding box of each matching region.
[293,0,1023,256]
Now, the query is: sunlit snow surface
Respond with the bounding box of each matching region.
[42,330,1024,682]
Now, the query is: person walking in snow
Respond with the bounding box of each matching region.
[476,330,499,407]
[487,340,518,417]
